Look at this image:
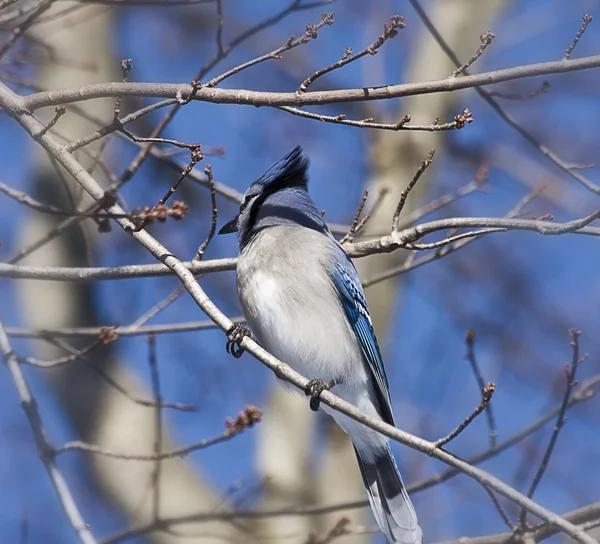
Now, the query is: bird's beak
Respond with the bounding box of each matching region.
[218,215,239,235]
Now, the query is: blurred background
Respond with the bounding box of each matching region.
[0,0,599,543]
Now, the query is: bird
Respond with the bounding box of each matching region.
[219,146,423,544]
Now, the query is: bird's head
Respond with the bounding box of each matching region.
[219,146,327,249]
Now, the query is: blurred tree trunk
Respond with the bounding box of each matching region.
[256,389,316,542]
[316,1,511,540]
[18,5,241,543]
[349,0,509,534]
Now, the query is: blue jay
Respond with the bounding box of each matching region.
[219,147,422,544]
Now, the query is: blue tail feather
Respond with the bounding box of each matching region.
[355,446,423,544]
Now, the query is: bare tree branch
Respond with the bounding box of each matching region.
[57,406,262,461]
[19,54,600,111]
[0,322,97,544]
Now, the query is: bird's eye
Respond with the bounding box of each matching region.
[241,194,253,210]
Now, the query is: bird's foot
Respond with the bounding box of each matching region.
[226,323,252,358]
[305,378,336,412]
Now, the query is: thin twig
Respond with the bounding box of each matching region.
[392,149,435,232]
[466,330,498,448]
[434,383,495,448]
[453,31,495,77]
[339,189,369,245]
[482,486,516,530]
[564,14,593,60]
[130,286,185,330]
[205,11,335,88]
[277,106,473,131]
[118,122,201,151]
[352,188,389,237]
[156,150,203,207]
[148,335,162,521]
[215,0,224,55]
[20,338,103,368]
[489,81,549,100]
[0,180,81,216]
[195,164,218,259]
[58,406,262,461]
[66,101,177,152]
[519,329,586,527]
[402,228,503,250]
[113,59,132,118]
[298,15,405,92]
[36,105,66,138]
[396,169,486,230]
[6,214,82,264]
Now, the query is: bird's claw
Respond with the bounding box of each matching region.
[226,323,252,358]
[305,378,335,411]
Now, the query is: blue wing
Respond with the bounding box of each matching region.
[330,249,395,426]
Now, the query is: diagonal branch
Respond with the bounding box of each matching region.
[518,329,587,528]
[434,382,495,448]
[0,323,97,544]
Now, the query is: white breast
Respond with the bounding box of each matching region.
[236,226,366,386]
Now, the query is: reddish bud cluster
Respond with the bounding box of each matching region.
[370,15,406,53]
[384,15,406,38]
[130,200,189,226]
[454,108,474,129]
[169,201,190,220]
[225,405,262,434]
